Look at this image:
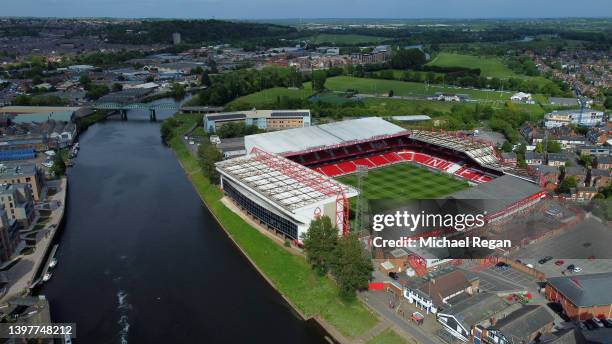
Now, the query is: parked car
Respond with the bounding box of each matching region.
[567,264,575,271]
[495,262,511,271]
[388,272,399,280]
[539,256,553,264]
[526,263,534,269]
[580,321,589,331]
[592,318,604,328]
[585,319,598,330]
[555,260,565,266]
[604,318,612,328]
[572,266,582,273]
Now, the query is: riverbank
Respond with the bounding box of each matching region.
[167,114,381,341]
[0,178,67,304]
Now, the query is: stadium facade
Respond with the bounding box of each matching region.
[217,117,544,244]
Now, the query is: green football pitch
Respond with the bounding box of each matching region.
[337,163,468,201]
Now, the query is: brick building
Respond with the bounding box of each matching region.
[545,272,612,320]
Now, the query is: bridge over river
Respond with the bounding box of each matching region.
[92,102,222,121]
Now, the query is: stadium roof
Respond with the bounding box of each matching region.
[448,175,542,214]
[216,150,357,212]
[245,117,407,155]
[547,272,612,307]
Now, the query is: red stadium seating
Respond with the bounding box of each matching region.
[383,152,402,163]
[368,155,390,167]
[318,164,344,177]
[337,161,357,174]
[353,158,374,168]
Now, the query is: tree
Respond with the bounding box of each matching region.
[170,82,186,99]
[390,48,426,70]
[501,141,513,153]
[312,70,327,92]
[85,84,110,100]
[301,216,338,276]
[557,176,577,194]
[547,140,562,153]
[160,117,179,144]
[198,141,223,184]
[79,74,91,87]
[50,152,66,177]
[201,71,212,87]
[111,83,123,92]
[388,90,394,98]
[331,233,373,299]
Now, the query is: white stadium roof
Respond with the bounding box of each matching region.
[245,117,407,155]
[216,150,358,212]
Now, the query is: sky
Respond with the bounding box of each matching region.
[2,0,611,19]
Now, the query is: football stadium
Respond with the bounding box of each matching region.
[216,117,546,245]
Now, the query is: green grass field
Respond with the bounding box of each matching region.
[322,76,513,103]
[427,52,518,78]
[307,33,389,45]
[338,164,468,201]
[226,87,313,110]
[367,329,411,344]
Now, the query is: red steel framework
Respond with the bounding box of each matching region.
[250,147,350,236]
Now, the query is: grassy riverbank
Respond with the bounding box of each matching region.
[167,114,378,339]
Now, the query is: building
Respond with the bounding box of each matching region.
[0,183,35,228]
[436,292,516,342]
[476,305,554,344]
[501,152,517,165]
[544,110,604,128]
[565,166,588,186]
[0,164,43,201]
[594,156,612,169]
[428,93,468,102]
[525,151,544,166]
[0,207,19,263]
[216,150,358,241]
[590,169,611,188]
[547,153,571,167]
[510,92,534,104]
[403,270,479,314]
[172,32,182,45]
[545,272,612,320]
[578,145,611,157]
[0,106,81,123]
[204,109,311,133]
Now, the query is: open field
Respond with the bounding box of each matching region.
[427,53,518,78]
[307,33,390,45]
[338,163,468,201]
[322,76,514,103]
[168,114,379,339]
[226,87,313,109]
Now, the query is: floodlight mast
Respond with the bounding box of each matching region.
[250,147,350,236]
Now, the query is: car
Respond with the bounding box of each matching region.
[572,266,582,273]
[538,256,553,264]
[555,260,565,266]
[579,321,588,331]
[567,264,575,271]
[592,318,605,328]
[526,263,534,269]
[388,272,399,280]
[495,262,510,271]
[604,318,612,328]
[585,319,598,330]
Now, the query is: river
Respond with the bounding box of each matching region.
[40,98,328,344]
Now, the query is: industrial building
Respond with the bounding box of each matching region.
[545,272,612,320]
[204,109,311,133]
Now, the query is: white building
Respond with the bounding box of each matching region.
[544,110,604,128]
[510,92,534,104]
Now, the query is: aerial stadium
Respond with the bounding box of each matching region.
[216,117,545,247]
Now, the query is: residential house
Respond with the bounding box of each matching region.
[436,292,517,342]
[544,110,604,128]
[564,166,588,186]
[590,169,611,188]
[525,151,544,166]
[403,270,479,314]
[571,186,598,201]
[593,156,612,169]
[547,153,571,167]
[501,152,517,165]
[578,145,611,157]
[535,165,560,188]
[476,305,554,344]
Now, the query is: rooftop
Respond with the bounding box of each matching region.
[547,272,612,307]
[444,292,511,326]
[488,305,554,342]
[245,117,406,155]
[216,149,357,212]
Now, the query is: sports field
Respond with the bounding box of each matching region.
[322,76,513,102]
[427,52,517,78]
[338,163,468,200]
[226,87,313,109]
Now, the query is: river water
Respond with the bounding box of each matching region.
[40,98,328,344]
